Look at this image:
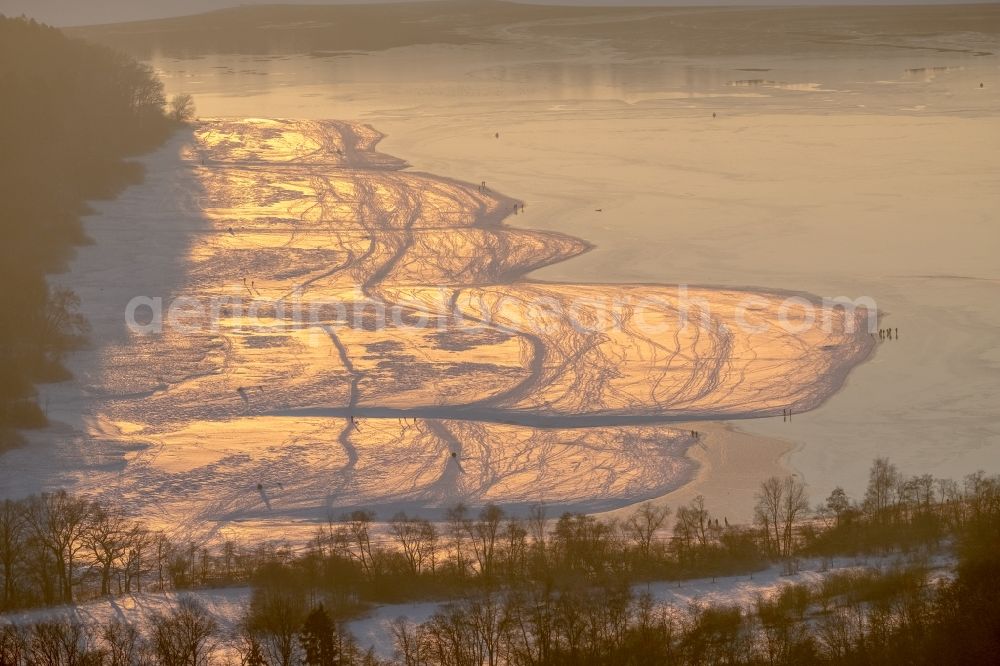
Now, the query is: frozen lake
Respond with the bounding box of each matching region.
[2,5,997,532]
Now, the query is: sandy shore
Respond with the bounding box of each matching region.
[601,422,796,525]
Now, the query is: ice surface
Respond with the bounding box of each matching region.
[1,119,872,538]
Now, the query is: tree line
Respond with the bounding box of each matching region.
[388,534,999,666]
[0,16,184,447]
[1,458,998,664]
[2,458,996,613]
[0,489,293,611]
[384,458,1000,665]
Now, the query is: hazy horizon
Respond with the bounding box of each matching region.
[0,0,993,28]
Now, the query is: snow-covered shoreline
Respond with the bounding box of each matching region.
[1,551,956,661]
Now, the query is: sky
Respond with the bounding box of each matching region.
[0,0,992,28]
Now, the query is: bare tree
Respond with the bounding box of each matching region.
[501,518,528,580]
[755,476,809,557]
[624,502,671,560]
[674,495,711,561]
[168,94,195,123]
[755,477,784,556]
[466,591,508,666]
[780,477,809,557]
[24,491,94,603]
[527,503,547,551]
[121,525,152,593]
[503,584,555,665]
[27,621,98,665]
[936,478,964,524]
[389,512,438,576]
[148,595,219,666]
[0,624,29,665]
[85,504,132,595]
[390,617,425,666]
[963,470,999,519]
[469,505,505,580]
[423,603,483,666]
[864,457,901,522]
[30,287,90,370]
[111,55,166,117]
[912,474,936,515]
[102,619,143,666]
[336,510,379,579]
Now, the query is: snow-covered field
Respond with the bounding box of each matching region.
[0,118,872,540]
